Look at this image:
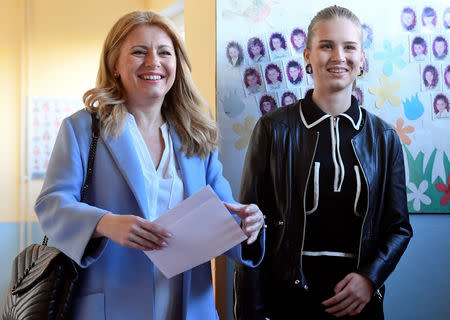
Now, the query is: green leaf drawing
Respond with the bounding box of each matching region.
[404,146,450,213]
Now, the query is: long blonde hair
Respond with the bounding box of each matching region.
[83,11,218,158]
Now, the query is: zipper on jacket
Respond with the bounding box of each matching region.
[353,135,385,298]
[233,269,238,319]
[351,139,370,270]
[300,131,320,289]
[375,288,383,300]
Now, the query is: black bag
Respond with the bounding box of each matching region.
[1,112,100,320]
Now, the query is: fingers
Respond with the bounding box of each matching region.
[246,229,260,244]
[129,221,170,251]
[223,202,259,218]
[223,202,265,242]
[333,273,353,294]
[322,273,372,317]
[104,214,173,251]
[322,290,346,307]
[333,301,360,318]
[139,218,172,238]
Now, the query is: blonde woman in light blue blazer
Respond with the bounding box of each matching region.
[35,11,265,320]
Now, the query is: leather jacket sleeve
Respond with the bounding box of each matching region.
[234,118,271,320]
[356,128,413,289]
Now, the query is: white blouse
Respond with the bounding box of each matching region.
[128,114,184,320]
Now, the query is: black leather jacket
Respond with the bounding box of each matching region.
[234,100,413,319]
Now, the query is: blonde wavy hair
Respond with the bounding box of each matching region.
[83,11,218,158]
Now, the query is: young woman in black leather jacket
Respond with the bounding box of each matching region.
[234,6,412,320]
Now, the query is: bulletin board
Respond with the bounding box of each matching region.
[216,0,450,213]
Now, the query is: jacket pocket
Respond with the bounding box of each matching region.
[306,162,320,215]
[71,292,105,320]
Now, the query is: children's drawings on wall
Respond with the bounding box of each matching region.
[29,97,82,179]
[217,0,449,213]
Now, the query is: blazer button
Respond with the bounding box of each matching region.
[278,221,284,225]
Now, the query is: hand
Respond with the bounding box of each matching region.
[322,272,375,317]
[94,213,172,251]
[223,202,265,245]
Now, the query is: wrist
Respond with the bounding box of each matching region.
[93,213,114,238]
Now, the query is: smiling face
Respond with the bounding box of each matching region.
[262,100,272,112]
[289,66,300,80]
[115,24,176,109]
[247,74,258,87]
[435,40,445,56]
[250,44,262,56]
[293,34,305,48]
[268,68,280,83]
[284,95,295,105]
[303,18,364,94]
[436,98,446,112]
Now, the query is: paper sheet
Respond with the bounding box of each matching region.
[144,185,247,278]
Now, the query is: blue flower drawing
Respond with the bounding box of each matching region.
[373,40,407,77]
[403,94,424,120]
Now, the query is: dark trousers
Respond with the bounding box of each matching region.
[265,257,384,320]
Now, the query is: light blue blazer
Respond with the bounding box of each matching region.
[35,109,265,320]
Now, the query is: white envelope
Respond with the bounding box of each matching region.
[144,185,247,278]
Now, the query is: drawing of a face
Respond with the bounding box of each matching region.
[425,70,433,84]
[289,66,300,80]
[402,12,414,27]
[272,37,282,50]
[284,95,295,105]
[413,43,424,55]
[423,15,434,26]
[445,12,450,27]
[362,28,368,43]
[268,68,280,83]
[262,100,272,112]
[436,98,446,112]
[293,33,305,48]
[247,74,258,87]
[435,40,445,56]
[228,46,239,58]
[446,70,450,84]
[250,44,262,56]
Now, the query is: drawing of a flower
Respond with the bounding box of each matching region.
[407,181,431,211]
[233,115,256,150]
[368,74,401,109]
[373,40,407,76]
[390,118,414,145]
[403,94,424,120]
[435,174,450,206]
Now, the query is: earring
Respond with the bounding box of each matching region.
[359,67,364,77]
[305,64,313,74]
[113,72,120,79]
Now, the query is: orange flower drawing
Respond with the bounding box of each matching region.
[390,118,414,145]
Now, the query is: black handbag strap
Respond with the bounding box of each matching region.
[42,112,100,246]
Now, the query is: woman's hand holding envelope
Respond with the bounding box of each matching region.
[223,203,266,244]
